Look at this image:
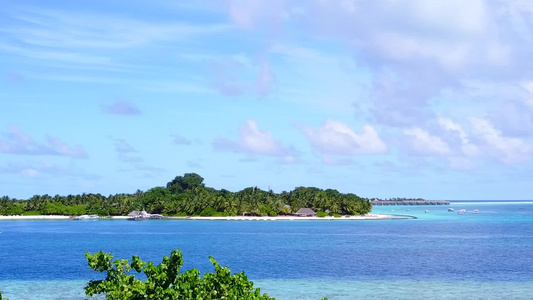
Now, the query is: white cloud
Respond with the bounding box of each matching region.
[438,118,468,142]
[372,32,470,71]
[438,117,479,157]
[408,0,488,35]
[240,120,284,155]
[469,117,532,163]
[214,120,298,162]
[398,116,531,166]
[403,127,451,156]
[303,120,387,155]
[221,0,533,133]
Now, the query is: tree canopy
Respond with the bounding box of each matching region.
[167,173,205,194]
[0,172,372,217]
[85,249,273,300]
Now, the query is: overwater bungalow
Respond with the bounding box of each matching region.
[371,200,451,206]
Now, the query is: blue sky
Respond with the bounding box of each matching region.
[1,0,532,200]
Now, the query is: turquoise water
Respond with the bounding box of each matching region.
[1,201,532,299]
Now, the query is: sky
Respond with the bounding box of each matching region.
[1,0,532,200]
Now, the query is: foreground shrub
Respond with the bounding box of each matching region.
[85,249,272,300]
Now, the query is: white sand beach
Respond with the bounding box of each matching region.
[0,214,412,221]
[0,215,71,220]
[171,214,410,221]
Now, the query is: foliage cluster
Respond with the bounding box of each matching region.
[0,173,372,217]
[316,211,328,217]
[85,249,272,300]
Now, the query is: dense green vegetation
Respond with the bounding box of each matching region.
[0,173,372,216]
[85,249,274,300]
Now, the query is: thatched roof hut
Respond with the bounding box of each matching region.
[294,208,316,217]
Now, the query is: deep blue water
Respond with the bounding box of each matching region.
[1,201,532,299]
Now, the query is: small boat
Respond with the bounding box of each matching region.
[127,210,150,221]
[424,210,429,213]
[127,210,165,220]
[458,209,466,215]
[473,209,479,214]
[448,208,454,212]
[72,214,99,220]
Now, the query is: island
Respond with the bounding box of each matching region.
[1,173,377,218]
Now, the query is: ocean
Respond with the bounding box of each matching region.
[0,201,532,299]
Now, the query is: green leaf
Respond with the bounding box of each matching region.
[85,249,276,299]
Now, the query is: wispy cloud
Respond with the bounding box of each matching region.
[102,101,141,116]
[0,125,88,158]
[112,138,166,175]
[208,57,245,97]
[255,60,275,96]
[114,139,137,154]
[0,161,99,180]
[113,138,143,163]
[172,134,192,145]
[187,160,203,169]
[0,5,230,75]
[5,7,230,50]
[207,55,278,97]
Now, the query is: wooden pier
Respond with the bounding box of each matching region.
[371,200,450,205]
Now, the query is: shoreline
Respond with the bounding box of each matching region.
[170,214,413,221]
[0,214,414,221]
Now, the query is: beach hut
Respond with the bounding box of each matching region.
[294,208,316,217]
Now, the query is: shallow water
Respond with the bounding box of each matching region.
[1,201,532,299]
[2,279,532,300]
